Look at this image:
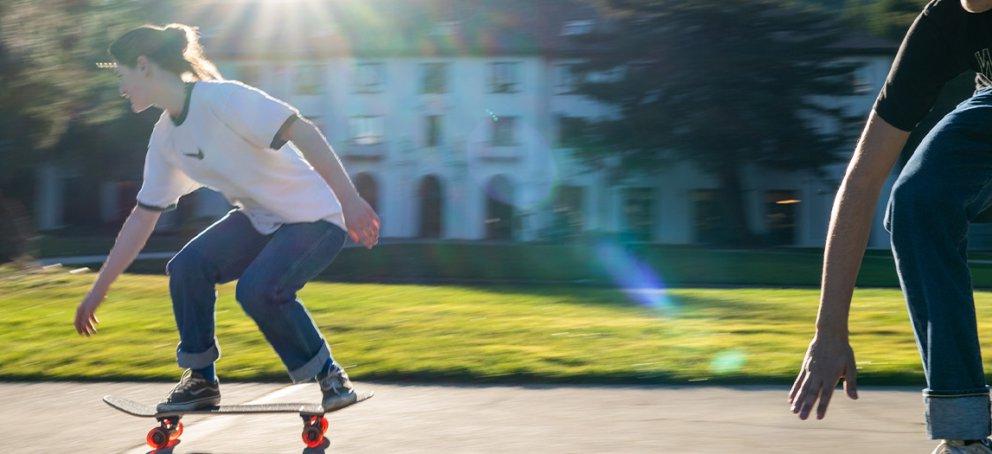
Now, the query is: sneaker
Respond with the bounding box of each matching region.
[157,369,220,411]
[932,439,992,454]
[318,364,359,412]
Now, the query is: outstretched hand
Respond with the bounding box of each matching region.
[789,334,859,420]
[74,289,104,336]
[342,193,381,249]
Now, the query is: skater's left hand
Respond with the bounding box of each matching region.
[342,192,380,249]
[789,333,859,420]
[74,289,104,337]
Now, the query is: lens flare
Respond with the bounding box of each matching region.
[594,241,677,315]
[710,350,747,375]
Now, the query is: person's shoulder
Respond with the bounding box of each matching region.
[923,0,965,20]
[196,79,270,100]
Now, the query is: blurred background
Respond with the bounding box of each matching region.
[5,0,976,265]
[2,0,988,451]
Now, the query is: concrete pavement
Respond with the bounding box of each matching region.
[0,381,936,453]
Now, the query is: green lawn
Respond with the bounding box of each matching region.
[2,265,983,385]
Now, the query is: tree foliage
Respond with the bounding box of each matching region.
[570,0,864,245]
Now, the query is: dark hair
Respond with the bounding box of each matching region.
[108,23,222,81]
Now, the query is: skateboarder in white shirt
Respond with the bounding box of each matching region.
[73,23,380,413]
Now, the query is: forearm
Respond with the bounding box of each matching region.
[287,120,359,202]
[815,112,909,336]
[815,182,885,336]
[90,206,160,295]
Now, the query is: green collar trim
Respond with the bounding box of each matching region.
[170,82,195,127]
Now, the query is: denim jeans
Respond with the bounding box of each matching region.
[165,209,346,383]
[884,88,992,440]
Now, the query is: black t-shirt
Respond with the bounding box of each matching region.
[873,0,992,131]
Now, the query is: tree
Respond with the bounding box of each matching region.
[841,0,928,41]
[0,0,152,261]
[569,0,864,246]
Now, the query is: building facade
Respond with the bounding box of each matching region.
[35,1,913,248]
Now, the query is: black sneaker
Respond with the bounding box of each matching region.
[157,369,220,411]
[318,364,358,412]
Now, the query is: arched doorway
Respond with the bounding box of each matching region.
[485,175,514,240]
[418,175,443,238]
[354,173,379,212]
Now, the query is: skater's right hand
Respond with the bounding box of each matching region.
[74,289,104,337]
[341,192,381,250]
[788,333,859,420]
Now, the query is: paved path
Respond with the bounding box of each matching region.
[0,382,935,453]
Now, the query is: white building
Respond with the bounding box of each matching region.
[36,1,912,248]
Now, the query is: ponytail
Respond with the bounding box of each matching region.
[109,23,222,82]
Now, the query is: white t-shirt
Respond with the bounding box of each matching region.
[135,80,346,235]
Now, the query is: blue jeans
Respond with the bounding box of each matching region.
[884,88,992,439]
[165,209,346,383]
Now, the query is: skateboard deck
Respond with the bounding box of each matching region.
[103,391,373,449]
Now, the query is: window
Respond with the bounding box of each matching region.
[554,64,577,94]
[623,187,654,242]
[355,62,384,93]
[421,63,448,94]
[561,19,594,36]
[491,116,517,146]
[354,173,379,213]
[490,62,520,93]
[765,190,799,246]
[425,115,443,147]
[692,189,722,245]
[349,116,384,145]
[419,175,444,238]
[485,176,515,240]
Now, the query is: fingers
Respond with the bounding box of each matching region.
[74,307,86,336]
[74,306,99,337]
[364,225,379,248]
[816,383,835,420]
[797,379,821,420]
[357,213,380,249]
[789,368,807,404]
[845,360,859,399]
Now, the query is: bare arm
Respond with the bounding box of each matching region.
[74,205,161,335]
[282,117,381,248]
[788,111,910,420]
[816,111,909,336]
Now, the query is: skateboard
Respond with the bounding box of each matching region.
[103,391,373,450]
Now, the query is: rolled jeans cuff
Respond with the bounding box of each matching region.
[924,388,991,440]
[288,343,331,384]
[176,338,221,369]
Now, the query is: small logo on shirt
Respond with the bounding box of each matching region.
[183,148,205,160]
[978,48,992,79]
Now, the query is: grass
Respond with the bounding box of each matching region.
[2,265,979,386]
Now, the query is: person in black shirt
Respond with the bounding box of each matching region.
[790,1,992,452]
